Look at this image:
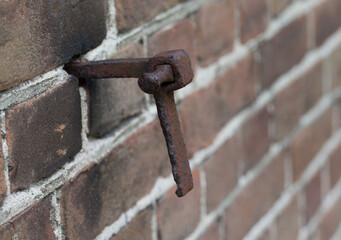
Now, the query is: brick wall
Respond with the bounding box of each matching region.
[1,0,341,239]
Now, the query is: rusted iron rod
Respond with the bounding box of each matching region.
[64,58,149,79]
[64,50,194,197]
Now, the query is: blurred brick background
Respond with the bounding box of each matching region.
[1,0,341,239]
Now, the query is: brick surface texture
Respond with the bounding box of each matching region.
[157,169,201,240]
[60,120,170,240]
[0,137,7,203]
[111,209,152,240]
[239,0,268,43]
[260,16,307,89]
[1,0,341,239]
[195,1,234,66]
[0,198,55,240]
[225,153,285,239]
[0,0,106,91]
[87,43,145,136]
[5,77,82,191]
[272,62,322,140]
[115,0,186,32]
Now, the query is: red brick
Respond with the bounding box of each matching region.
[291,110,332,181]
[269,0,292,17]
[239,0,268,43]
[0,0,106,91]
[6,78,82,191]
[272,63,322,140]
[60,120,170,240]
[0,137,7,203]
[315,0,341,46]
[334,98,341,130]
[204,135,241,212]
[305,171,321,223]
[87,43,145,136]
[111,209,152,240]
[319,197,341,240]
[198,220,220,240]
[330,144,341,188]
[241,108,271,173]
[328,43,341,89]
[195,1,234,66]
[157,169,201,240]
[180,55,259,157]
[148,19,195,67]
[225,153,285,240]
[0,198,55,240]
[276,197,299,240]
[260,16,307,89]
[115,0,186,32]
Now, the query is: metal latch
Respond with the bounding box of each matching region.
[65,50,194,197]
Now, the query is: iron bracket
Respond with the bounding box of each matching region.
[65,49,194,197]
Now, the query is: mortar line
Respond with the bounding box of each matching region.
[50,190,64,240]
[151,203,158,240]
[79,87,90,145]
[0,111,11,195]
[0,67,67,111]
[199,167,207,220]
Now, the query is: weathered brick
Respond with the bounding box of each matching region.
[0,137,7,203]
[291,110,332,181]
[241,108,271,173]
[328,43,341,89]
[272,63,322,140]
[269,0,292,17]
[148,19,195,67]
[157,169,201,240]
[180,55,258,157]
[225,153,285,240]
[276,197,299,240]
[315,0,341,46]
[239,0,268,43]
[60,120,170,240]
[0,198,55,240]
[330,144,341,188]
[115,0,186,32]
[0,0,106,91]
[6,78,82,191]
[87,43,145,136]
[260,16,307,89]
[319,197,341,240]
[204,135,241,212]
[195,1,234,66]
[198,220,220,240]
[111,209,152,240]
[305,171,321,223]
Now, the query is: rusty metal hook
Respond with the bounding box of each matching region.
[65,49,194,197]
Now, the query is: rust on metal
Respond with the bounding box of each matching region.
[64,58,149,79]
[64,49,194,197]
